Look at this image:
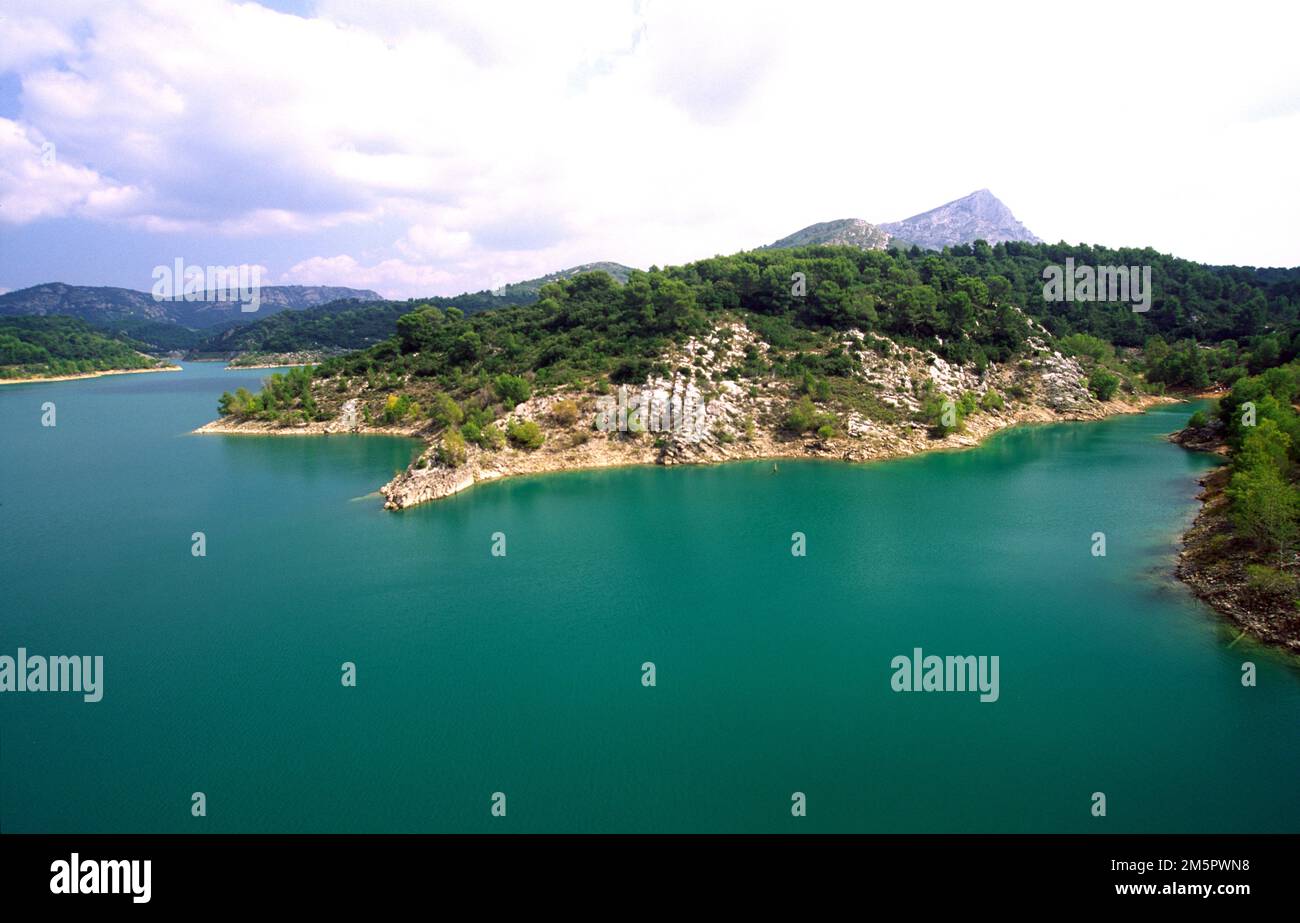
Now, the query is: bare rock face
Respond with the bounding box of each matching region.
[880,189,1041,250]
[329,399,361,433]
[1033,351,1093,411]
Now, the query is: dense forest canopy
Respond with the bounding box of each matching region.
[188,287,546,356]
[300,241,1300,391]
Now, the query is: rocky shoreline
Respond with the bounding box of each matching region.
[374,392,1167,510]
[1172,426,1300,655]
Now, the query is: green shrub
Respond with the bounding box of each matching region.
[430,392,464,428]
[382,393,414,424]
[494,374,531,408]
[921,390,961,436]
[435,429,468,467]
[980,389,1004,411]
[782,396,835,434]
[1059,332,1113,361]
[551,399,580,426]
[460,419,504,450]
[506,419,545,450]
[1088,369,1121,401]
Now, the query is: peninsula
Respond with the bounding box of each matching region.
[196,241,1219,509]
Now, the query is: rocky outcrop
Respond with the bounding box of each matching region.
[1171,416,1228,454]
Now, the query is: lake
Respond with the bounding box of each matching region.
[1,362,1297,832]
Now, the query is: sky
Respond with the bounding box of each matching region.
[1,0,1298,299]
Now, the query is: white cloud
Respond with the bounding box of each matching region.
[397,223,473,261]
[0,0,1297,294]
[0,118,142,223]
[0,13,77,72]
[280,254,456,297]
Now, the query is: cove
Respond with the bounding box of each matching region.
[0,362,1297,833]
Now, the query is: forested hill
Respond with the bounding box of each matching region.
[190,298,405,356]
[0,316,170,379]
[223,240,1300,394]
[369,240,1298,380]
[217,239,1299,432]
[187,268,634,357]
[494,262,634,299]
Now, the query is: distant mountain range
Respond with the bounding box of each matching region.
[0,282,382,329]
[762,189,1039,253]
[0,282,385,352]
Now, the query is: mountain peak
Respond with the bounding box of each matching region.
[880,189,1040,249]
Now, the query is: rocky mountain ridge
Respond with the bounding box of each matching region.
[880,189,1041,250]
[765,189,1040,254]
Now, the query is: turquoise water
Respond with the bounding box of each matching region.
[1,362,1297,833]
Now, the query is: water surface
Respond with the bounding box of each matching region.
[2,363,1297,832]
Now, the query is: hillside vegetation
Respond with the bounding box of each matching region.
[220,241,1300,420]
[0,316,170,379]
